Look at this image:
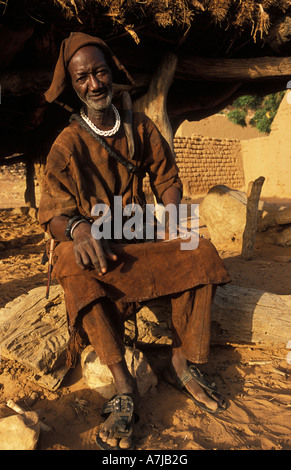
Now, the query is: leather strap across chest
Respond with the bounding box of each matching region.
[70,113,146,179]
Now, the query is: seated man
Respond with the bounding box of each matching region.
[38,32,231,450]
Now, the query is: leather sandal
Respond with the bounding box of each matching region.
[170,364,227,415]
[96,393,137,450]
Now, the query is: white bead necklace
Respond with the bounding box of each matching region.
[80,105,121,137]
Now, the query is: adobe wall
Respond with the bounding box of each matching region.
[241,93,291,199]
[143,134,245,197]
[176,113,266,140]
[143,93,290,199]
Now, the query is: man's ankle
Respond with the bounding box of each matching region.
[108,359,135,396]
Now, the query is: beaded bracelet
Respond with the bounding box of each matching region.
[70,218,90,240]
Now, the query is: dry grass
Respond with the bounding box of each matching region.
[1,0,290,43]
[51,0,290,39]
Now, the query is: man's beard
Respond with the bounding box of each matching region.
[77,86,113,113]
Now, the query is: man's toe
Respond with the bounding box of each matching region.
[107,437,118,447]
[119,437,132,449]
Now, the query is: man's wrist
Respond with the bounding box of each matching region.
[71,219,91,240]
[64,215,92,240]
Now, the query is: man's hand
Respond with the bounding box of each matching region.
[49,215,117,275]
[72,222,117,275]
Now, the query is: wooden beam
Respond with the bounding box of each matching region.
[0,69,52,96]
[124,284,291,347]
[211,285,291,346]
[0,68,149,100]
[176,56,291,81]
[0,154,26,165]
[1,56,291,100]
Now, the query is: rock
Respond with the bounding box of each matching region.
[81,346,158,398]
[274,207,291,225]
[0,285,69,390]
[124,347,158,396]
[81,347,116,399]
[28,207,38,220]
[0,412,40,450]
[200,185,248,246]
[262,224,291,247]
[258,205,291,231]
[12,206,29,216]
[26,392,39,407]
[275,225,291,246]
[125,299,172,346]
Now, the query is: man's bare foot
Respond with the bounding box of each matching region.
[171,349,224,413]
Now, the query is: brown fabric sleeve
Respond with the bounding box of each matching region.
[143,116,183,200]
[38,141,78,233]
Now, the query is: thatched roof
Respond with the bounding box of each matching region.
[1,0,291,58]
[51,0,291,46]
[0,0,290,164]
[4,1,290,36]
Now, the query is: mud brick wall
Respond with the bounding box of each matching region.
[143,134,245,197]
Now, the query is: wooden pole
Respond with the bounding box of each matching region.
[133,52,178,217]
[24,157,36,208]
[241,176,265,260]
[133,51,178,152]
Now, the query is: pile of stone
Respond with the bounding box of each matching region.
[0,162,26,177]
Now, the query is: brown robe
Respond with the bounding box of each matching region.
[38,111,231,366]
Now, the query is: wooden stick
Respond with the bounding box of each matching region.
[6,400,52,432]
[46,238,55,299]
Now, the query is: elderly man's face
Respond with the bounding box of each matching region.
[68,46,113,112]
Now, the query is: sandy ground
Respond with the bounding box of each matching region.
[0,167,290,451]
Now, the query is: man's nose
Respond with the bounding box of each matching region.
[88,74,101,91]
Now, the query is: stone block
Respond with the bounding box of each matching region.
[0,412,40,450]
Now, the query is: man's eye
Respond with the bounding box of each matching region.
[76,76,86,83]
[96,69,107,77]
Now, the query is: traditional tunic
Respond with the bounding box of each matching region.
[38,111,231,367]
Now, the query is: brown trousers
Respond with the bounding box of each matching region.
[81,284,215,366]
[53,238,230,367]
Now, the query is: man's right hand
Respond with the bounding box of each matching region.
[72,221,117,274]
[49,215,117,275]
